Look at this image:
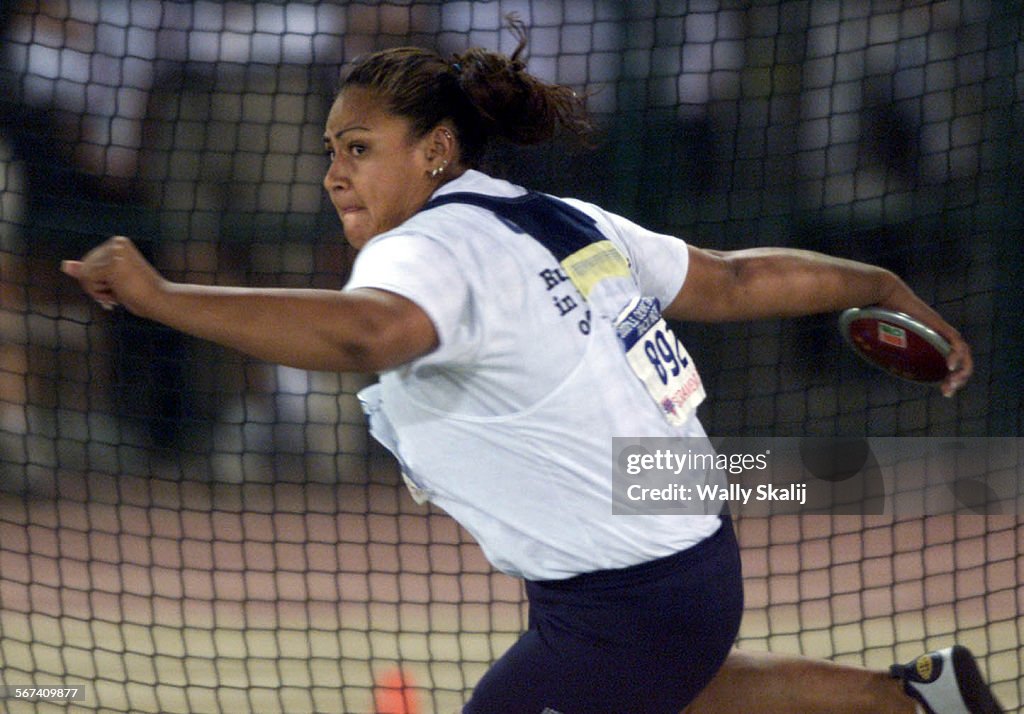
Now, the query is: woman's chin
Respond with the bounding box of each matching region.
[341,214,374,248]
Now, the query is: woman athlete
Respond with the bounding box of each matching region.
[63,21,999,714]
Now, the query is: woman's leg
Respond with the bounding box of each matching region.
[683,649,916,714]
[685,645,1004,714]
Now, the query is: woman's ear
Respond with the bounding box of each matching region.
[425,124,456,164]
[422,125,458,179]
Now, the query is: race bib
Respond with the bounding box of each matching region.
[615,297,705,425]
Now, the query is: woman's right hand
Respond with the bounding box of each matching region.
[60,236,167,318]
[878,281,973,398]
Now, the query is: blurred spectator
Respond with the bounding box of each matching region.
[1,1,356,477]
[797,0,988,218]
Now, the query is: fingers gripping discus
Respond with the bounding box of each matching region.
[839,307,952,384]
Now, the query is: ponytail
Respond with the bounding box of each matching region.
[339,15,591,168]
[450,16,591,150]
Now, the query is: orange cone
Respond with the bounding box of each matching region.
[374,666,420,714]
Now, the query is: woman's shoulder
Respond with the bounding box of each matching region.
[389,170,529,240]
[438,169,528,200]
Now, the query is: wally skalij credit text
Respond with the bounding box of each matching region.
[619,446,806,507]
[611,437,1024,517]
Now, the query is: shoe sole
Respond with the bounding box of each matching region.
[950,645,1004,714]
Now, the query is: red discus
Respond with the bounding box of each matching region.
[839,307,952,384]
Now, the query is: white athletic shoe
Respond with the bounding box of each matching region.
[890,646,1003,714]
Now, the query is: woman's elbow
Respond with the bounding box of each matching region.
[328,294,439,372]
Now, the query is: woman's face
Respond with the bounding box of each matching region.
[323,87,439,248]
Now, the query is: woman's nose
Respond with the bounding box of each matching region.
[323,156,348,191]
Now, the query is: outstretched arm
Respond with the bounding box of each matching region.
[61,236,438,373]
[665,245,972,396]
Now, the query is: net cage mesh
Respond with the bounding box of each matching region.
[0,1,1022,712]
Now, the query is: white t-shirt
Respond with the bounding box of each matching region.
[346,170,721,580]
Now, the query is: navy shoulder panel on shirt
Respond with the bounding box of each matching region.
[421,191,606,262]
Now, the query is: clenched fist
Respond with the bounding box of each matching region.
[61,236,166,317]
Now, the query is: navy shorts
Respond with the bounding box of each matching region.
[463,515,744,714]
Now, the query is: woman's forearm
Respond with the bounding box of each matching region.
[61,236,438,373]
[145,283,383,372]
[706,247,903,321]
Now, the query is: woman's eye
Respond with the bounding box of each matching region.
[349,144,366,157]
